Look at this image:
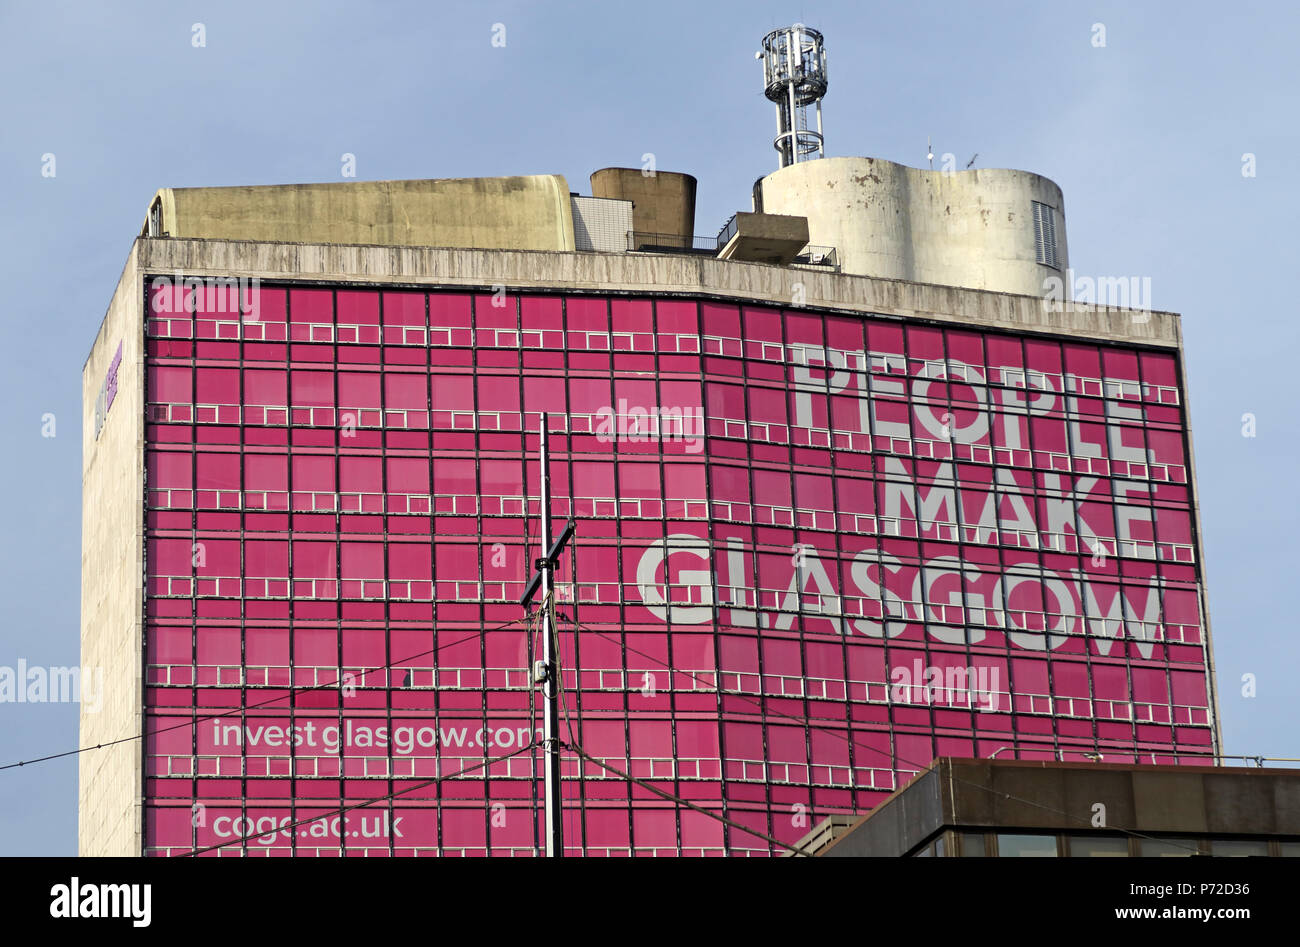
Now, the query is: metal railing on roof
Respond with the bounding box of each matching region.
[625,231,720,254]
[717,214,739,249]
[624,228,838,270]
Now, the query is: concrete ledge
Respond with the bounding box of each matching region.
[817,758,1299,857]
[717,212,810,265]
[129,238,1181,349]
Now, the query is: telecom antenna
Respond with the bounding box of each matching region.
[758,24,828,168]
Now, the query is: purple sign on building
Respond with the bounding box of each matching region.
[93,341,122,439]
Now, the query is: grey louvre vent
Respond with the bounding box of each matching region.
[1032,200,1059,269]
[144,197,163,237]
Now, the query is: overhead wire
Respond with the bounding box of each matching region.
[175,741,537,856]
[559,610,1208,856]
[1,614,533,773]
[33,592,1212,855]
[549,607,815,856]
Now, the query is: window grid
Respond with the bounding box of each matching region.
[142,284,1212,857]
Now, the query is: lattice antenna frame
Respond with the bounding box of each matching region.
[758,24,828,169]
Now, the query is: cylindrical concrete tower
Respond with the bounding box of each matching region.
[591,168,698,250]
[758,156,1068,297]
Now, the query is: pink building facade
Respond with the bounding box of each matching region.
[138,280,1214,856]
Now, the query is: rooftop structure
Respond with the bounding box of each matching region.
[801,758,1300,857]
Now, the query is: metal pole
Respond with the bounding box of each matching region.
[786,30,798,165]
[538,412,563,857]
[815,99,823,158]
[818,43,827,159]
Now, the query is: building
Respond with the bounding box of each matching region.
[801,758,1300,857]
[79,26,1218,857]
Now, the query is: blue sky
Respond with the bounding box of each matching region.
[1,0,1295,854]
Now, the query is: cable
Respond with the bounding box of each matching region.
[570,746,813,857]
[1,614,532,773]
[528,594,584,855]
[550,596,579,748]
[559,611,1207,856]
[545,590,583,851]
[175,742,537,857]
[521,591,558,855]
[579,612,1202,853]
[529,587,581,852]
[549,629,810,856]
[50,600,1206,856]
[525,606,541,856]
[546,609,813,857]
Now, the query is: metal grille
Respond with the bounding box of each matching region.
[571,196,632,253]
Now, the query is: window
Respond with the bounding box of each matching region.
[910,835,948,857]
[1067,835,1130,857]
[1210,839,1269,857]
[1032,200,1059,269]
[1139,837,1200,857]
[997,833,1058,857]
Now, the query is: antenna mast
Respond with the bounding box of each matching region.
[759,24,828,169]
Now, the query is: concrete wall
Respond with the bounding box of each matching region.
[147,175,577,252]
[758,156,1069,297]
[80,244,145,856]
[590,168,697,247]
